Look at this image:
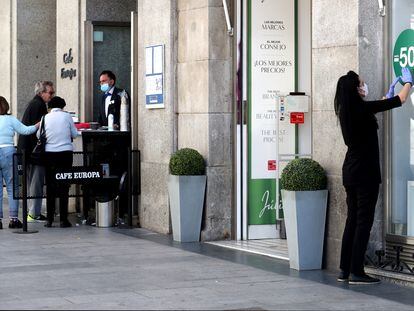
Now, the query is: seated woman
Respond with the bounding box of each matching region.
[0,96,39,229]
[41,96,78,228]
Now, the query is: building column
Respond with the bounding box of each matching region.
[177,1,233,240]
[13,0,56,117]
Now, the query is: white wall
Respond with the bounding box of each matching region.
[0,0,12,109]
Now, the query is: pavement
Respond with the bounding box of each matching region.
[1,191,414,310]
[0,220,413,310]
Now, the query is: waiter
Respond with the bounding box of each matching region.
[88,70,130,225]
[98,70,130,130]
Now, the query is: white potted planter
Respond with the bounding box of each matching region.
[280,158,328,270]
[168,148,206,242]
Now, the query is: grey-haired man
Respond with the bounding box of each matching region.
[17,81,55,222]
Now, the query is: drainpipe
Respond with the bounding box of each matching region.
[223,0,234,36]
[378,0,386,17]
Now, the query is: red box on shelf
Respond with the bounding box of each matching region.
[268,160,277,171]
[290,112,305,124]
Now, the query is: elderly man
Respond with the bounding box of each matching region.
[17,81,55,222]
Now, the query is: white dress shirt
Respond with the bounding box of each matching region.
[105,86,115,117]
[38,108,78,152]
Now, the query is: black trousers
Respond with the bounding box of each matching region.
[340,183,379,275]
[45,151,73,223]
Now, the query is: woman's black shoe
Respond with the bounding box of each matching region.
[60,221,72,228]
[349,273,380,285]
[0,221,2,229]
[8,218,23,229]
[337,271,349,282]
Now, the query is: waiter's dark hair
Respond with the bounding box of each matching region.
[334,71,362,117]
[48,96,66,109]
[0,96,10,115]
[100,70,116,84]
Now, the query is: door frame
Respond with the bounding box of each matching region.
[234,0,312,240]
[83,21,131,123]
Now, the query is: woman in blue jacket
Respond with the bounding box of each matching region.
[0,97,39,229]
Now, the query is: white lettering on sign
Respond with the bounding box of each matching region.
[55,172,73,180]
[55,171,101,180]
[73,172,101,179]
[259,190,277,218]
[398,46,414,67]
[251,0,295,181]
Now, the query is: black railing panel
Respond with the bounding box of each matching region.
[12,150,140,200]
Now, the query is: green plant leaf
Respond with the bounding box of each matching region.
[280,158,327,191]
[169,148,206,175]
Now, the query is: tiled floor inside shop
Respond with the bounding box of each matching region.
[207,238,289,261]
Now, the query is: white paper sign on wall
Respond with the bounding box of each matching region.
[145,45,164,109]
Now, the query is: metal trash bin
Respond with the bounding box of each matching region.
[96,200,114,227]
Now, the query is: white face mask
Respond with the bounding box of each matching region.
[359,82,369,97]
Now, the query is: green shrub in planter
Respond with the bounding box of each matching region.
[280,158,327,191]
[169,148,205,176]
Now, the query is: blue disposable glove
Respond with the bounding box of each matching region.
[401,67,413,86]
[386,77,401,99]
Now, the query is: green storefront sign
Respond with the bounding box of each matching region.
[393,29,414,76]
[247,0,297,230]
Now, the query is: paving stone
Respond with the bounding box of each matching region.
[0,197,414,310]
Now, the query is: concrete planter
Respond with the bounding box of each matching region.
[281,189,328,270]
[168,175,206,242]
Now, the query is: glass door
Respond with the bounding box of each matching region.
[236,0,311,240]
[388,0,414,237]
[84,21,131,123]
[92,23,131,122]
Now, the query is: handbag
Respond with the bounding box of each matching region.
[31,116,47,165]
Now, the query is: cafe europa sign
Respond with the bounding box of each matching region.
[54,168,102,183]
[61,48,77,80]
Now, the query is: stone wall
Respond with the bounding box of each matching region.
[86,0,136,22]
[136,0,233,239]
[0,0,11,110]
[15,0,56,117]
[56,0,81,113]
[358,0,385,258]
[312,0,358,270]
[312,0,385,271]
[177,0,233,240]
[137,0,176,234]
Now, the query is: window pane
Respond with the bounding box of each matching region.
[390,0,414,236]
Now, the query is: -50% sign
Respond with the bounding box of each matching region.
[393,29,414,76]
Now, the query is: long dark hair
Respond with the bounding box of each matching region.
[334,71,362,117]
[0,96,10,115]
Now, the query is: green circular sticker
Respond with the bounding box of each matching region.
[393,29,414,77]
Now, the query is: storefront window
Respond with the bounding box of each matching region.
[390,0,414,236]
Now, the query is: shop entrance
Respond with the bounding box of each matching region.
[84,14,139,216]
[236,0,311,240]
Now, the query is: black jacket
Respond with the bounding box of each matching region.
[98,87,130,128]
[339,96,401,186]
[17,95,47,153]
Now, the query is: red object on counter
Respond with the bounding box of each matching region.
[75,122,91,130]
